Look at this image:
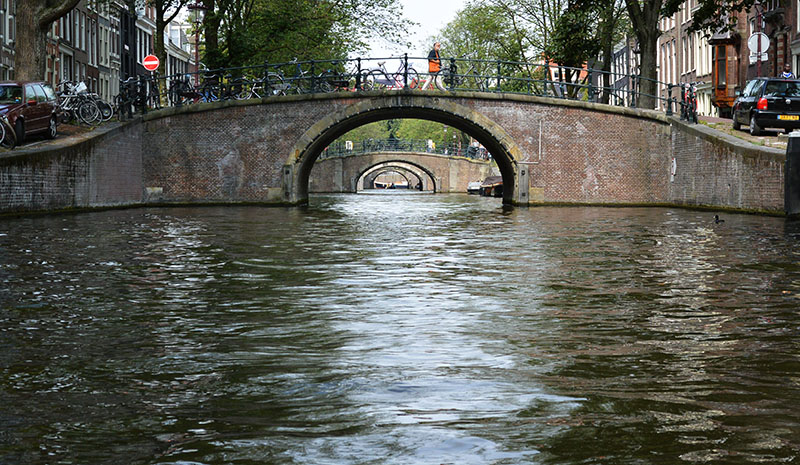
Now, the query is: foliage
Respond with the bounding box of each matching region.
[205,0,409,69]
[435,1,528,63]
[335,120,471,150]
[662,0,756,35]
[545,3,601,68]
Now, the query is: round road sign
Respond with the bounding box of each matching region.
[143,54,160,72]
[747,33,770,54]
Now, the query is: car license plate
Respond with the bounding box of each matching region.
[779,115,799,120]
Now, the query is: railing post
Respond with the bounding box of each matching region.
[138,77,147,115]
[310,60,316,92]
[496,60,502,90]
[666,84,674,117]
[404,53,409,89]
[679,83,687,120]
[356,57,362,90]
[588,69,595,102]
[449,57,456,90]
[630,75,638,108]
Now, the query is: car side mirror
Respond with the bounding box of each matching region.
[27,99,37,105]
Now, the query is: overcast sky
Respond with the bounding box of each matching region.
[367,0,468,58]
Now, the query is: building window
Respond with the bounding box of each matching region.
[714,45,727,88]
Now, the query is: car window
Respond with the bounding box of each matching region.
[32,85,47,103]
[764,80,800,97]
[41,84,57,101]
[24,85,36,102]
[0,85,23,104]
[745,80,762,97]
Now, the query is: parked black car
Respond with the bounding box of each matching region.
[0,81,59,144]
[732,78,800,136]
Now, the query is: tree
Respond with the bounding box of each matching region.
[624,0,664,109]
[16,0,81,80]
[199,0,410,70]
[150,0,191,76]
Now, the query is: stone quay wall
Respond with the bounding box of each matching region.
[0,124,143,215]
[0,93,789,215]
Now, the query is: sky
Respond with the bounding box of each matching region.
[367,0,469,58]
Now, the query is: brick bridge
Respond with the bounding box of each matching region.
[140,90,675,206]
[0,90,787,214]
[309,151,495,193]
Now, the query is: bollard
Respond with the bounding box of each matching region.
[785,132,800,216]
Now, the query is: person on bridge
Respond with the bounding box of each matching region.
[421,42,446,91]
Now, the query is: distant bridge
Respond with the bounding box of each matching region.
[309,150,494,193]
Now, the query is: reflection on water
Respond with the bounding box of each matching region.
[1,194,800,464]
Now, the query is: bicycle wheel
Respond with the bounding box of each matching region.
[364,70,385,91]
[266,73,287,96]
[0,119,14,149]
[97,99,114,121]
[78,100,101,124]
[405,67,420,89]
[469,73,487,92]
[316,72,336,93]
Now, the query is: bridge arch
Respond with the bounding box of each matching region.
[356,159,438,192]
[284,94,523,205]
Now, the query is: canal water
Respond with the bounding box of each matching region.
[1,193,799,464]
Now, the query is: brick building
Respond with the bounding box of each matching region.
[2,0,192,104]
[657,0,799,118]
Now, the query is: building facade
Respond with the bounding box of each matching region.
[3,0,191,104]
[658,0,800,118]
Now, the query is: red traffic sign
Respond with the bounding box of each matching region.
[143,54,160,71]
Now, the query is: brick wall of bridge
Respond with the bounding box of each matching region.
[0,93,789,215]
[0,124,143,214]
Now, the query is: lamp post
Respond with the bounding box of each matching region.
[187,2,207,86]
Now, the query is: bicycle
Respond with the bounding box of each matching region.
[168,74,199,106]
[442,54,490,92]
[681,82,699,124]
[114,77,138,121]
[285,59,338,94]
[56,81,102,125]
[363,58,420,90]
[0,114,16,149]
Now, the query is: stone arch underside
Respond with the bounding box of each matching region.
[358,161,435,192]
[285,95,523,205]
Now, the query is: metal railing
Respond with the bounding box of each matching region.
[114,54,688,120]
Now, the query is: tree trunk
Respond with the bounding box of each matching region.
[16,0,81,81]
[597,2,616,104]
[625,0,662,109]
[637,33,659,109]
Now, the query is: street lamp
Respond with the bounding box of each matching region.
[187,2,207,85]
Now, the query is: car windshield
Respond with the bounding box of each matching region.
[0,85,23,104]
[764,81,800,97]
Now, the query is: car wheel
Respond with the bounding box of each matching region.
[749,114,763,136]
[45,116,57,139]
[732,116,741,131]
[14,119,24,144]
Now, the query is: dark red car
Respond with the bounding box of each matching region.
[0,81,59,144]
